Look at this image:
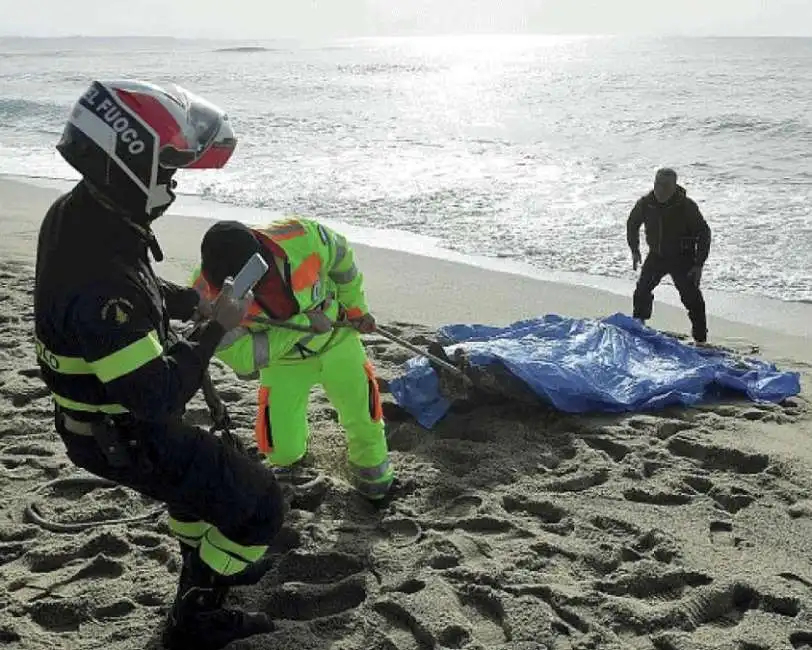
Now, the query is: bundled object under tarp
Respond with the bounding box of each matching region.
[388,313,801,429]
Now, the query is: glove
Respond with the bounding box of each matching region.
[687,264,703,286]
[211,278,253,331]
[193,295,213,320]
[350,313,377,334]
[632,250,642,271]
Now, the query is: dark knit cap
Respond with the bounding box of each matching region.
[200,220,262,289]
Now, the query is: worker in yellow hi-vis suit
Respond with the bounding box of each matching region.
[190,217,394,501]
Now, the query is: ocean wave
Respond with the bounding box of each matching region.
[0,50,71,59]
[213,46,275,53]
[336,62,436,75]
[633,114,812,139]
[0,97,68,128]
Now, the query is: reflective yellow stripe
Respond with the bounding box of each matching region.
[199,527,267,577]
[90,330,163,383]
[35,337,93,375]
[168,516,212,548]
[51,392,128,414]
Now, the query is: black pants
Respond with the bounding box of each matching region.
[633,254,707,340]
[55,411,284,548]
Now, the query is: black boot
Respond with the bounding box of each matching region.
[162,547,274,650]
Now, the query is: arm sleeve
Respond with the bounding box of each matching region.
[626,199,645,253]
[70,279,225,421]
[320,224,369,316]
[188,264,313,376]
[214,314,313,379]
[688,201,712,265]
[158,277,201,322]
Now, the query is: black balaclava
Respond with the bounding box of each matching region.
[200,220,263,290]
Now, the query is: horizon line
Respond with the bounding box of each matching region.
[1,32,811,40]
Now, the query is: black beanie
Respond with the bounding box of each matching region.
[200,220,262,289]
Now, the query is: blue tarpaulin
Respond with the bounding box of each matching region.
[388,313,801,429]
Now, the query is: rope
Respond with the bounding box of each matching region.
[24,476,164,533]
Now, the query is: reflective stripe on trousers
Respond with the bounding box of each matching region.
[252,327,394,497]
[169,518,266,577]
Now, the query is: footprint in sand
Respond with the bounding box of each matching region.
[372,599,434,650]
[667,434,770,474]
[623,486,693,506]
[708,484,757,514]
[581,435,634,462]
[674,581,802,635]
[24,553,125,595]
[0,376,51,408]
[709,520,736,547]
[790,631,812,649]
[23,530,131,573]
[441,494,483,519]
[274,549,365,584]
[0,525,39,567]
[262,575,368,621]
[542,466,610,493]
[501,494,574,536]
[788,500,812,520]
[373,578,512,650]
[594,562,713,601]
[708,518,753,550]
[625,415,693,439]
[380,517,423,547]
[455,585,510,646]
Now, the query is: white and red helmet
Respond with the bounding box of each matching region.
[57,79,237,220]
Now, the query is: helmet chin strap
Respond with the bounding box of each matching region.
[148,179,177,222]
[83,180,167,262]
[125,218,165,263]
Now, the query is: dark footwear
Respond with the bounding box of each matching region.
[162,548,274,650]
[163,598,274,650]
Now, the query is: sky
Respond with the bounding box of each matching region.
[0,0,810,39]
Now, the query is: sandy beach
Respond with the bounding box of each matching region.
[0,176,810,650]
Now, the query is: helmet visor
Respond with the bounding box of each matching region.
[159,86,237,169]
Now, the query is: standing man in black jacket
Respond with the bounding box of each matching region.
[627,168,712,342]
[33,78,284,649]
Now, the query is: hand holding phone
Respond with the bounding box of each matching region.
[231,252,269,298]
[212,253,269,330]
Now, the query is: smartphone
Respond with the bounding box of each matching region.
[231,252,269,298]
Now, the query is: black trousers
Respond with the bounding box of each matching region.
[55,411,285,548]
[633,253,707,339]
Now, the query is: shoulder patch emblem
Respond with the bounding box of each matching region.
[101,297,134,324]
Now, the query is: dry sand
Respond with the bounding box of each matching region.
[0,177,811,650]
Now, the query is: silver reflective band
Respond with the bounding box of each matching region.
[297,334,315,349]
[330,263,358,284]
[252,331,270,369]
[333,236,348,266]
[354,478,392,498]
[351,458,392,481]
[217,326,250,351]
